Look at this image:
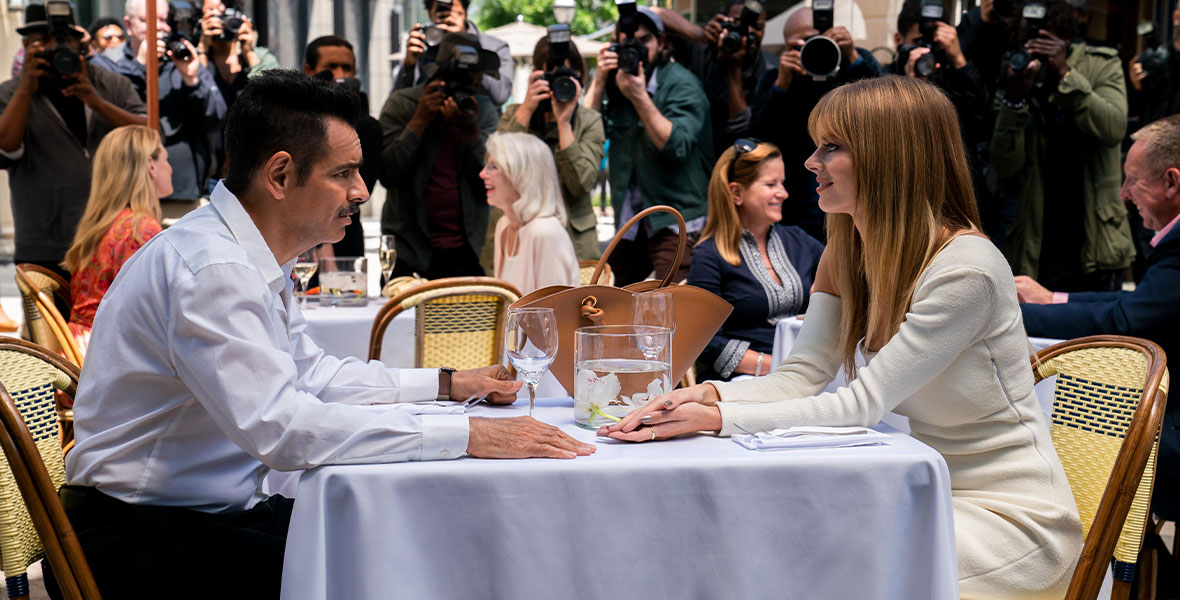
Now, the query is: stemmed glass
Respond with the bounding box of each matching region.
[293,248,319,310]
[505,307,558,417]
[379,234,397,286]
[633,290,675,361]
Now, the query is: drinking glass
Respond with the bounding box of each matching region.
[293,248,319,310]
[633,290,675,360]
[379,234,397,284]
[318,256,368,307]
[505,307,558,417]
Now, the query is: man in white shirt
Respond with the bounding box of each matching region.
[51,69,594,599]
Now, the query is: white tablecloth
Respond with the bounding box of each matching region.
[299,299,414,365]
[770,318,1063,422]
[279,397,958,600]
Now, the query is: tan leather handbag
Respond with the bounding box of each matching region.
[510,206,733,392]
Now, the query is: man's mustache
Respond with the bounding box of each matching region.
[336,204,360,218]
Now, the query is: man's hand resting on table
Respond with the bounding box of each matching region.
[468,417,597,459]
[451,365,522,404]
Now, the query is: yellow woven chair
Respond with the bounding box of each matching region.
[13,267,82,367]
[0,338,98,599]
[15,265,71,320]
[368,277,522,369]
[1032,335,1169,600]
[578,260,614,286]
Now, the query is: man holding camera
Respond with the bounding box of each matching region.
[1128,3,1180,124]
[749,6,883,243]
[496,30,604,261]
[652,1,770,159]
[92,0,227,206]
[991,0,1133,292]
[380,33,500,279]
[585,5,712,285]
[394,0,513,106]
[0,3,145,276]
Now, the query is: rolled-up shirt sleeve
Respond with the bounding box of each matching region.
[168,262,469,469]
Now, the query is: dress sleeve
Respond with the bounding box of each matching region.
[712,265,997,436]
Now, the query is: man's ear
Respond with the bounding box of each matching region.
[1165,166,1180,199]
[302,64,315,76]
[262,151,294,201]
[893,32,902,48]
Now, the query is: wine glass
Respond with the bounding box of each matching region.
[505,307,558,417]
[379,234,397,285]
[294,248,319,310]
[633,290,675,361]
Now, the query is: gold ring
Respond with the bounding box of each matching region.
[649,427,656,441]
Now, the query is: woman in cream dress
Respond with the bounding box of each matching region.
[600,76,1084,599]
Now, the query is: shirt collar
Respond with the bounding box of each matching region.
[209,181,289,293]
[1150,210,1180,247]
[647,64,659,95]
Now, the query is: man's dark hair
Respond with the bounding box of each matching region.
[422,0,469,12]
[1014,0,1078,41]
[223,70,360,194]
[304,35,355,69]
[87,17,124,38]
[532,36,586,80]
[896,0,923,36]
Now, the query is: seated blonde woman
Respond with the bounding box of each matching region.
[480,131,579,294]
[602,76,1083,599]
[689,140,824,381]
[63,125,169,351]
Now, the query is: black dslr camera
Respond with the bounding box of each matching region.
[897,0,946,77]
[544,24,580,105]
[720,0,763,55]
[37,0,83,90]
[1136,21,1170,92]
[1007,2,1046,72]
[166,1,198,61]
[422,0,453,47]
[435,45,482,112]
[799,0,841,80]
[214,8,248,42]
[610,0,647,76]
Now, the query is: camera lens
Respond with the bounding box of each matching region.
[551,76,577,103]
[800,36,841,79]
[51,48,81,76]
[721,30,743,54]
[915,53,937,77]
[424,25,446,46]
[1009,50,1031,71]
[619,47,641,75]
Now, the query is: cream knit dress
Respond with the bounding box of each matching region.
[712,236,1083,599]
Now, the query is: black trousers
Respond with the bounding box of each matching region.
[46,486,293,600]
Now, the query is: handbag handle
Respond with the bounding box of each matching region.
[591,205,687,288]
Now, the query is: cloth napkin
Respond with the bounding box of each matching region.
[732,426,892,451]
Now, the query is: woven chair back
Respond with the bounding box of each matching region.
[578,260,613,287]
[0,339,96,598]
[1032,335,1168,599]
[13,268,82,366]
[16,265,71,312]
[369,278,520,368]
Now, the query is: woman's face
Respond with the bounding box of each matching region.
[479,158,520,213]
[149,146,173,199]
[805,139,857,218]
[733,157,787,229]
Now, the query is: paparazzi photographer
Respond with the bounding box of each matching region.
[991,0,1133,292]
[92,0,227,206]
[1127,4,1180,125]
[196,0,278,110]
[584,5,713,285]
[748,6,883,242]
[379,33,500,279]
[651,1,771,158]
[394,0,513,106]
[0,3,146,276]
[495,32,604,261]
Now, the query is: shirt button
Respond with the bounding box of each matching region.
[441,450,451,458]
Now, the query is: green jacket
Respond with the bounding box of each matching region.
[377,83,499,272]
[991,44,1133,279]
[498,104,605,260]
[602,62,712,231]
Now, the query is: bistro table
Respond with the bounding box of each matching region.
[279,397,958,600]
[298,298,413,364]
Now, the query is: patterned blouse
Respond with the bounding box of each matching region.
[68,209,162,351]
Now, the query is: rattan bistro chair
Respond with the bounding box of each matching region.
[1032,335,1169,600]
[0,338,98,599]
[368,277,521,368]
[13,267,82,367]
[578,260,613,286]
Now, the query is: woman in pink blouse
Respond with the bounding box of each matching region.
[480,132,580,294]
[62,125,169,352]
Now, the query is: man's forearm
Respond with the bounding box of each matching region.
[632,94,673,150]
[585,79,606,111]
[557,119,574,150]
[0,90,33,152]
[91,98,147,128]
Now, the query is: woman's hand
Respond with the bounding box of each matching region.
[599,402,722,442]
[598,384,721,439]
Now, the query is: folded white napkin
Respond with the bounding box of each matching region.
[732,426,892,451]
[361,403,467,415]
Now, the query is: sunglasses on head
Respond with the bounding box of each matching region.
[729,138,761,180]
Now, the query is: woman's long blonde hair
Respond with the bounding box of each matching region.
[807,76,981,376]
[63,125,164,273]
[699,142,783,266]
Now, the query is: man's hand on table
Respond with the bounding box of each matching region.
[468,417,597,459]
[598,384,722,442]
[451,365,522,404]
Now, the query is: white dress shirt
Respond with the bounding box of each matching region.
[66,182,470,513]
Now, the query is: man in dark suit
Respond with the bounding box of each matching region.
[1016,114,1180,532]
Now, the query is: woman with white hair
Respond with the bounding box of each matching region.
[480,132,580,294]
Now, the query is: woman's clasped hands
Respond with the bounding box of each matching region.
[597,384,725,442]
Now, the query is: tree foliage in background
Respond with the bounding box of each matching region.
[473,0,619,37]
